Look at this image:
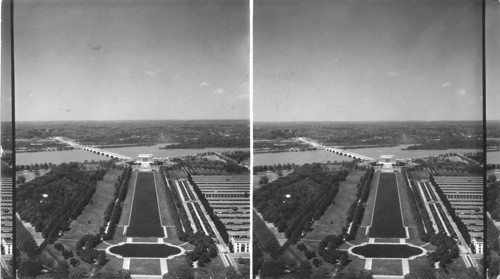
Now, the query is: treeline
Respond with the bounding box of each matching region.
[160,168,185,240]
[486,217,500,278]
[345,168,374,240]
[16,218,39,259]
[220,151,250,163]
[487,182,500,220]
[161,136,249,149]
[102,167,132,240]
[317,234,349,266]
[16,163,107,247]
[253,211,280,257]
[404,172,436,242]
[188,174,230,244]
[15,162,55,171]
[487,216,500,252]
[429,175,471,245]
[253,163,296,173]
[185,232,219,267]
[254,163,348,249]
[427,232,460,267]
[75,234,107,265]
[404,138,482,150]
[161,169,221,266]
[161,169,194,241]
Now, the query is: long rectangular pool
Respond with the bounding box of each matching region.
[126,172,164,237]
[368,172,406,238]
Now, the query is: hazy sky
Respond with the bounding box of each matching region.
[14,0,249,121]
[487,0,500,121]
[254,0,484,122]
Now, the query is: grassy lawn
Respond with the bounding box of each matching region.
[406,227,429,247]
[17,216,45,246]
[282,244,307,264]
[129,259,161,275]
[361,172,379,227]
[374,238,401,243]
[102,253,124,272]
[167,170,187,180]
[16,169,50,183]
[397,172,417,228]
[154,171,176,230]
[348,227,370,245]
[166,255,190,273]
[45,168,123,263]
[40,244,65,264]
[306,170,365,242]
[131,237,158,243]
[119,171,137,226]
[344,257,366,273]
[370,259,402,275]
[409,171,428,181]
[62,169,123,241]
[253,170,292,190]
[408,256,430,274]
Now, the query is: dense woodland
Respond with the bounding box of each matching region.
[102,167,132,239]
[16,163,107,246]
[488,181,500,220]
[487,180,500,278]
[254,164,348,246]
[253,163,355,278]
[254,121,482,150]
[9,120,249,149]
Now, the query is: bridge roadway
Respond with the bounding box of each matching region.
[297,137,374,161]
[55,137,132,160]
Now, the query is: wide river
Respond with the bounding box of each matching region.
[16,144,248,165]
[254,145,482,166]
[488,151,500,165]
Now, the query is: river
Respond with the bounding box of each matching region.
[488,151,500,165]
[16,143,248,165]
[254,145,482,166]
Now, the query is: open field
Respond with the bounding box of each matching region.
[368,173,406,238]
[409,171,428,181]
[304,170,365,249]
[16,169,50,183]
[253,170,292,190]
[130,259,161,275]
[167,170,187,180]
[361,172,379,227]
[126,172,164,237]
[62,169,123,240]
[396,172,416,228]
[370,259,403,275]
[119,172,137,226]
[154,171,175,229]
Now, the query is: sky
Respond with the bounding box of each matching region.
[487,0,500,121]
[1,1,12,122]
[13,0,249,121]
[254,0,484,122]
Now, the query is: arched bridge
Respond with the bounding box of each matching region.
[323,147,374,161]
[297,137,373,161]
[81,147,132,160]
[55,137,132,160]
